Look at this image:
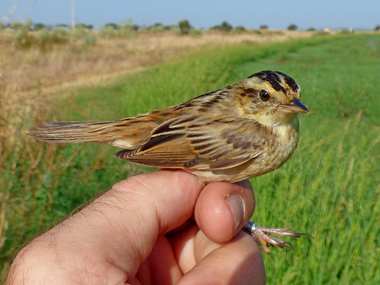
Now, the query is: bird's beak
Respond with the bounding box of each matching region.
[280,99,309,114]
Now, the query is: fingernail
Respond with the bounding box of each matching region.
[225,195,245,234]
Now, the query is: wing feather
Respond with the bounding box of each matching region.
[115,116,266,171]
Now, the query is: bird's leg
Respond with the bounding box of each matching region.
[242,221,311,254]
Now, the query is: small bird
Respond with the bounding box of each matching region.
[29,70,310,253]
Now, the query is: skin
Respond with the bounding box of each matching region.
[7,170,266,285]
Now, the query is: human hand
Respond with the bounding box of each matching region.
[7,170,265,284]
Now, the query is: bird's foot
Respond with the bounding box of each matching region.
[242,221,311,254]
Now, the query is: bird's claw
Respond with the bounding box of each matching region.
[242,221,311,254]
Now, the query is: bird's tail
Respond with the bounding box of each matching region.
[28,121,130,144]
[28,117,159,149]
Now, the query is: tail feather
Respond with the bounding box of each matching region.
[28,121,126,144]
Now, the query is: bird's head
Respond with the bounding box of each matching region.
[235,70,309,126]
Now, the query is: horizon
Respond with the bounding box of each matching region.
[1,0,380,31]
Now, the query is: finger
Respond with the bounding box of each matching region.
[194,180,255,243]
[84,170,203,275]
[135,235,183,284]
[178,231,266,285]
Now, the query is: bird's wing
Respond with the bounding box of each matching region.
[115,115,266,171]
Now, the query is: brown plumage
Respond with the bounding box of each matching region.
[29,70,308,184]
[29,70,310,253]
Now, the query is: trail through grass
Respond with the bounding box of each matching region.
[2,34,379,283]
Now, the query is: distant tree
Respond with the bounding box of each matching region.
[220,21,233,31]
[211,21,233,32]
[307,27,316,31]
[50,28,69,44]
[178,20,191,34]
[375,25,380,31]
[149,23,165,32]
[76,23,93,30]
[56,24,69,29]
[0,21,3,30]
[260,25,268,30]
[104,23,119,30]
[33,23,46,30]
[287,24,298,31]
[234,26,246,33]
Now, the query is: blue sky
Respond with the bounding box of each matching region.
[1,0,379,30]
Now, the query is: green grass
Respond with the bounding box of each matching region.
[2,34,380,283]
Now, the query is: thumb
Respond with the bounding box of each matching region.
[84,170,203,275]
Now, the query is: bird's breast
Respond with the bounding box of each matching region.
[266,118,300,170]
[192,118,300,183]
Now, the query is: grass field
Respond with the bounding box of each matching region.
[1,33,380,283]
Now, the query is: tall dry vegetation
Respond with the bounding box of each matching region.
[1,29,314,94]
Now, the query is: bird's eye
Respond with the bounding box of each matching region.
[259,90,270,101]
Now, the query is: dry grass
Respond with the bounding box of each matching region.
[0,30,314,96]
